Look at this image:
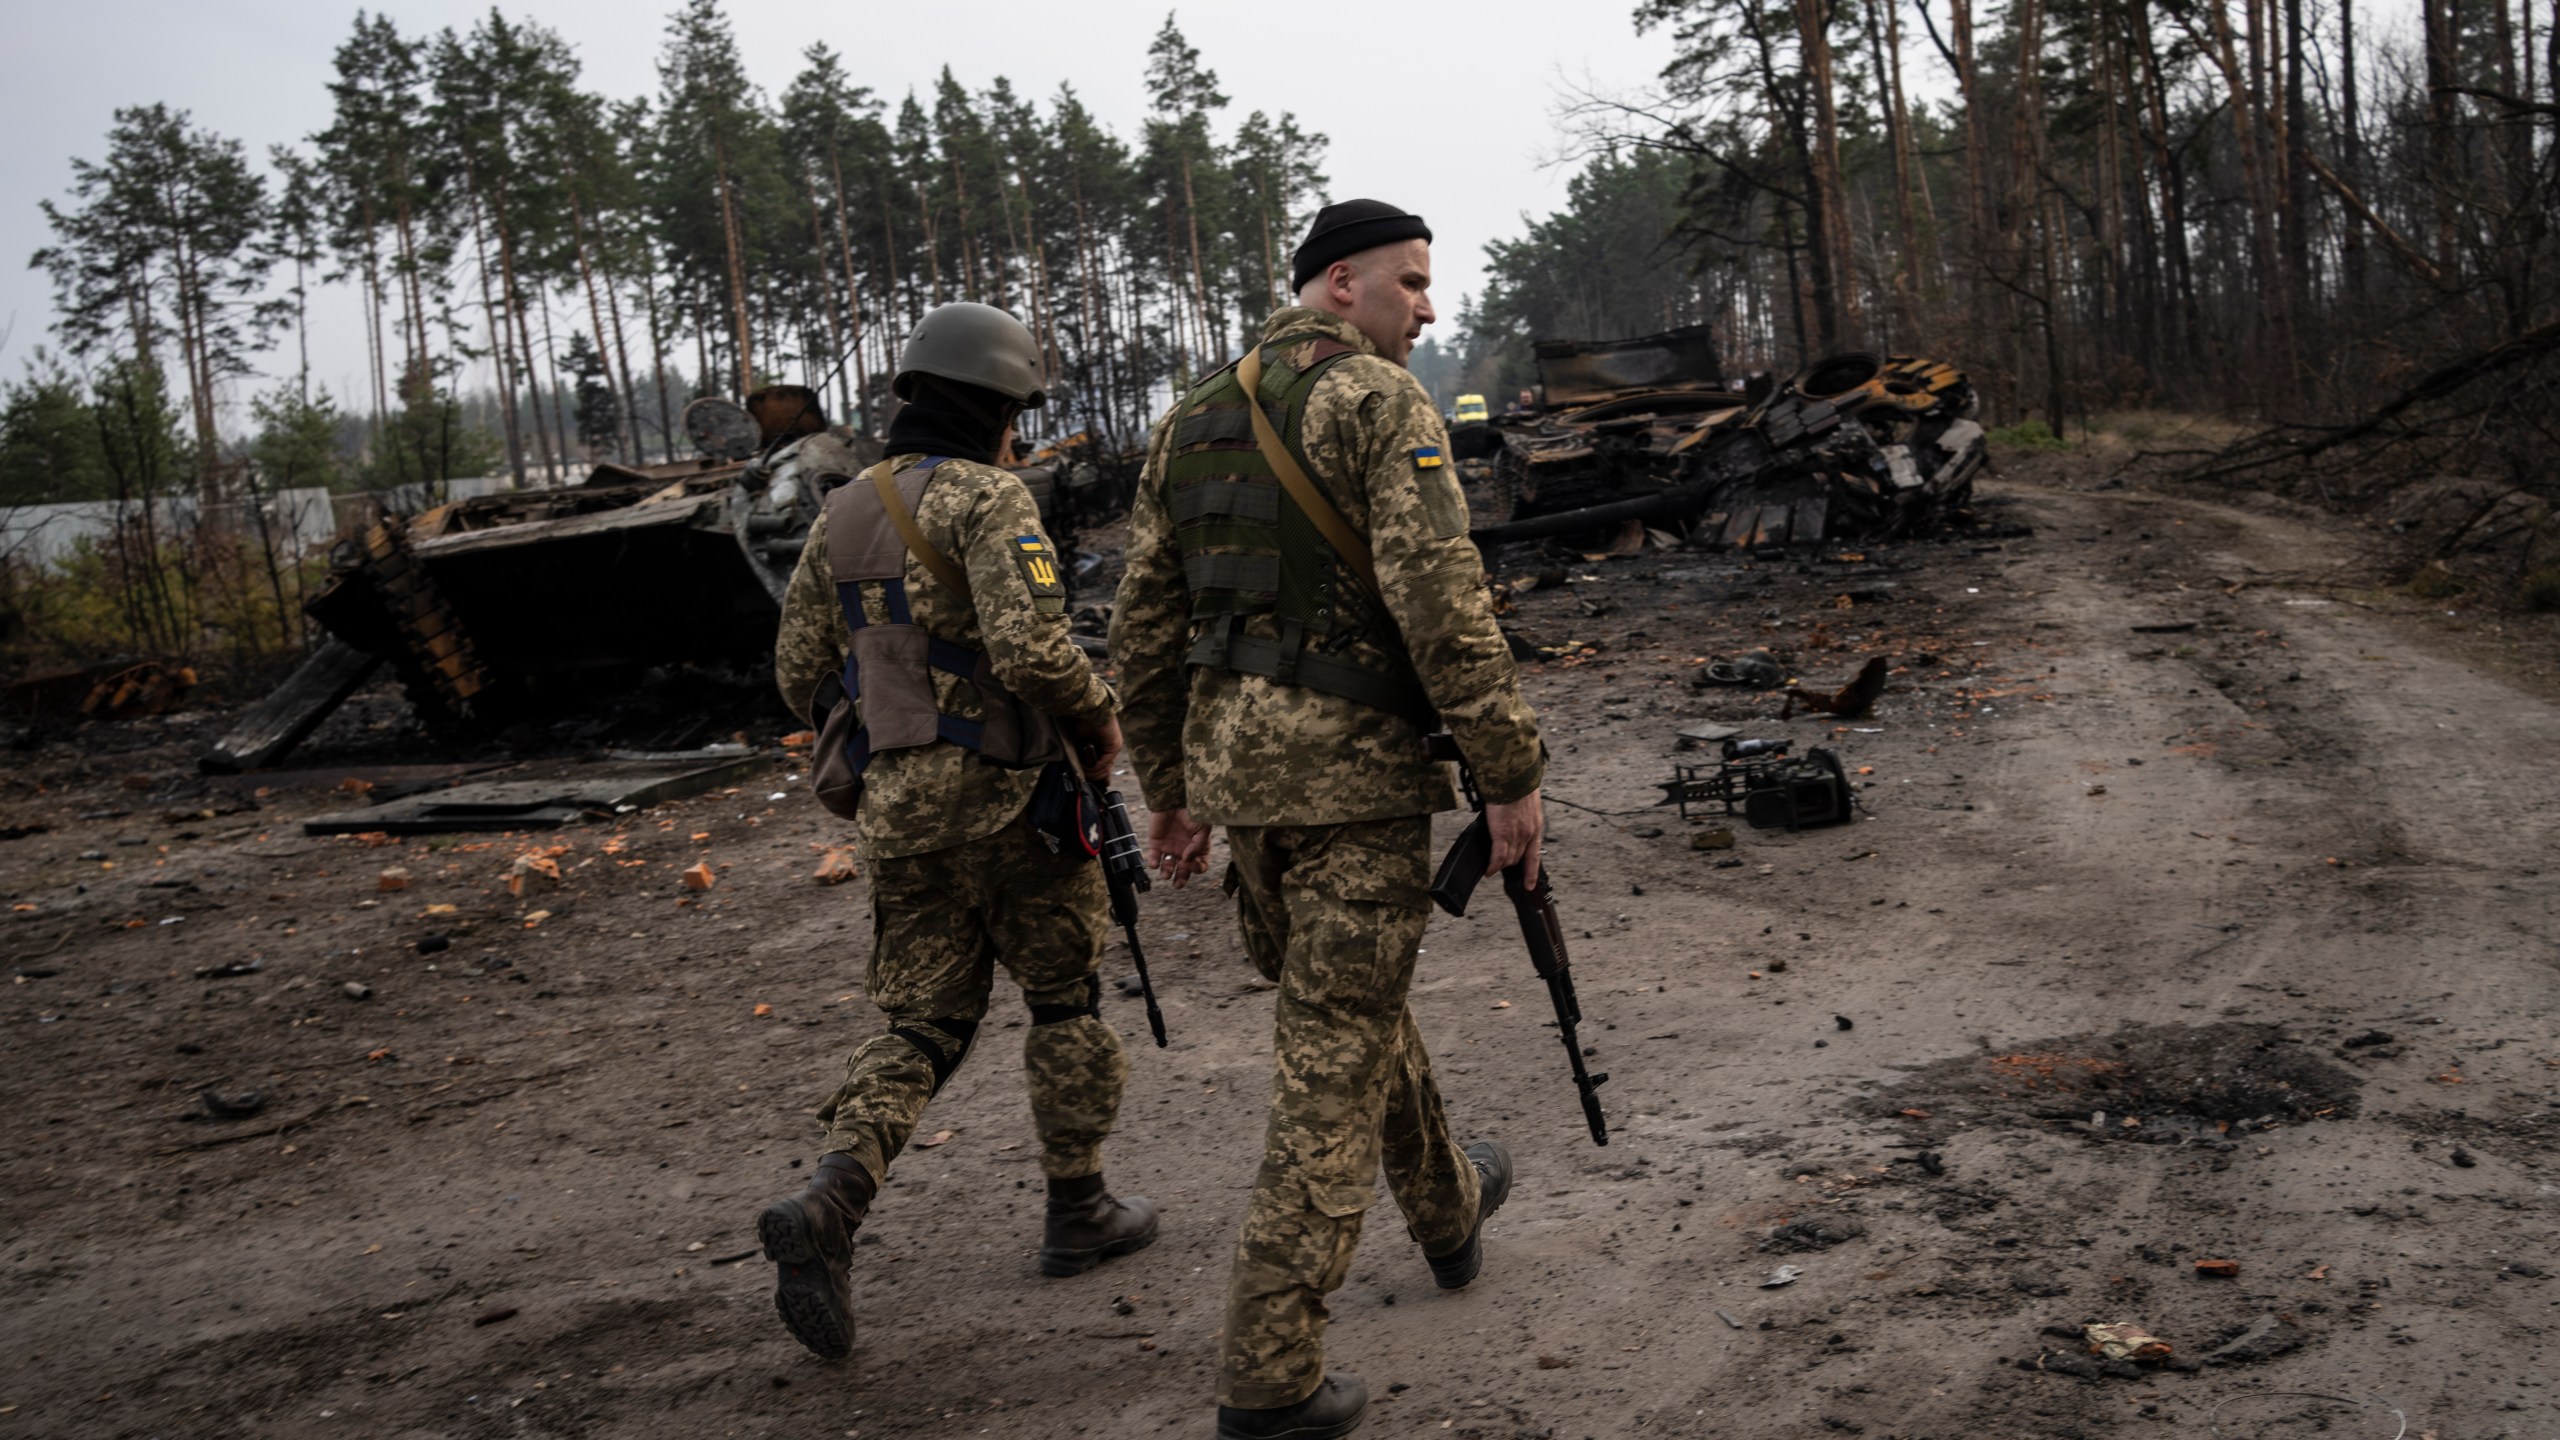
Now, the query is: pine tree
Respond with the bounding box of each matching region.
[33,104,277,477]
[1142,15,1230,370]
[561,331,621,456]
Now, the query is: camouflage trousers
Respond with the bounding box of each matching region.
[1216,814,1482,1410]
[815,815,1127,1183]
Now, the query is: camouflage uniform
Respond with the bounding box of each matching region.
[776,454,1124,1182]
[1110,307,1545,1408]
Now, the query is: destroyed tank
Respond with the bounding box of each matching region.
[1480,323,1743,522]
[1469,336,1986,552]
[201,387,1072,772]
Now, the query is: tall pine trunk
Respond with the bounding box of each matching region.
[829,148,868,428]
[714,132,754,396]
[466,184,526,484]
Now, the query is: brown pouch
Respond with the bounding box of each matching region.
[809,671,863,821]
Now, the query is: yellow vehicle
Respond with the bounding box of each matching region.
[1453,393,1489,424]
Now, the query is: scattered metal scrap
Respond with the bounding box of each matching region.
[1657,737,1857,830]
[300,747,761,835]
[1472,346,1985,551]
[4,659,198,725]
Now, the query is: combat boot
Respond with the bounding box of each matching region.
[1424,1140,1514,1289]
[1037,1172,1160,1276]
[758,1152,877,1359]
[1215,1373,1369,1440]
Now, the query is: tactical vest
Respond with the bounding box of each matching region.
[1163,334,1432,722]
[810,456,1064,818]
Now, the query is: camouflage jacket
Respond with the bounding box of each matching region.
[776,454,1113,860]
[1110,307,1544,826]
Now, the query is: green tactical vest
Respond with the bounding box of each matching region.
[1162,332,1433,723]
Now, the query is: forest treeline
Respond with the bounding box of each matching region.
[10,4,1330,508]
[10,0,2557,532]
[1453,0,2559,447]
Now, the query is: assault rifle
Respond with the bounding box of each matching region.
[1424,734,1610,1146]
[1089,781,1168,1048]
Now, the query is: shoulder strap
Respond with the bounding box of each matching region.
[865,460,973,602]
[1234,346,1380,596]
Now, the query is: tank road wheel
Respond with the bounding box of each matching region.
[1488,447,1530,525]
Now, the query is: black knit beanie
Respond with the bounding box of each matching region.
[1289,199,1433,294]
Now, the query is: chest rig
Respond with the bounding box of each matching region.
[809,457,1063,819]
[1163,334,1431,721]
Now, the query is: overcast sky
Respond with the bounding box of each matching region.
[0,0,1688,417]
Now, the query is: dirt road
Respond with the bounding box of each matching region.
[4,471,2554,1439]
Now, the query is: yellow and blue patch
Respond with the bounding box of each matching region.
[1412,445,1445,469]
[1013,535,1063,598]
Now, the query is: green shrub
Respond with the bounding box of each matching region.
[1989,418,2069,450]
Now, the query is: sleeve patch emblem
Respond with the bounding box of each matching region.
[1013,535,1062,592]
[1412,445,1445,469]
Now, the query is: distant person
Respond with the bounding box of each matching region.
[758,301,1158,1364]
[1512,387,1538,414]
[1112,199,1547,1440]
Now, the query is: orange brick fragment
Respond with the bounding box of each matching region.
[2194,1259,2239,1278]
[681,862,716,891]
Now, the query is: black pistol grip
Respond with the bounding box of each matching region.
[1430,815,1493,918]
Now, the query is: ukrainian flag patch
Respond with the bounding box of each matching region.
[1013,535,1062,596]
[1412,445,1445,469]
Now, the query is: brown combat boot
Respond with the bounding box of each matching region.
[758,1152,876,1359]
[1037,1172,1160,1277]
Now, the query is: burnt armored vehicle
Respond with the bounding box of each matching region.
[1469,346,1986,552]
[1481,323,1743,523]
[201,389,1079,771]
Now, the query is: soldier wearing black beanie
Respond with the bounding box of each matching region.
[1288,199,1434,294]
[1115,190,1547,1440]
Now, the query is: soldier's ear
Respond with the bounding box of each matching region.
[1325,258,1362,305]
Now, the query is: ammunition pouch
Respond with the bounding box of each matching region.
[1023,759,1100,862]
[1183,614,1434,724]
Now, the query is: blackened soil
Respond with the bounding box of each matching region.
[2,467,2556,1439]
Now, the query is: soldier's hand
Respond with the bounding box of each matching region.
[1147,808,1213,888]
[1486,790,1545,880]
[1071,714,1124,783]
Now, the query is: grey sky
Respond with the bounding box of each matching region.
[1,0,2429,425]
[0,0,1676,420]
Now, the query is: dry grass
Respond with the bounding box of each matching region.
[2071,409,2254,463]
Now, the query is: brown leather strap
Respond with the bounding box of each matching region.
[1233,347,1380,595]
[866,460,973,601]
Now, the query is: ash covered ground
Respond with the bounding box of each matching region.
[3,462,2556,1439]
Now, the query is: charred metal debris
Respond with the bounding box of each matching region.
[203,388,1110,773]
[1460,331,1987,552]
[1657,737,1858,831]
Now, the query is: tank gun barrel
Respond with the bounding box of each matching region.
[1468,482,1717,547]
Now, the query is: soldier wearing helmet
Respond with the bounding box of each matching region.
[758,302,1159,1363]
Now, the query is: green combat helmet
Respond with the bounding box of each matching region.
[894,302,1047,408]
